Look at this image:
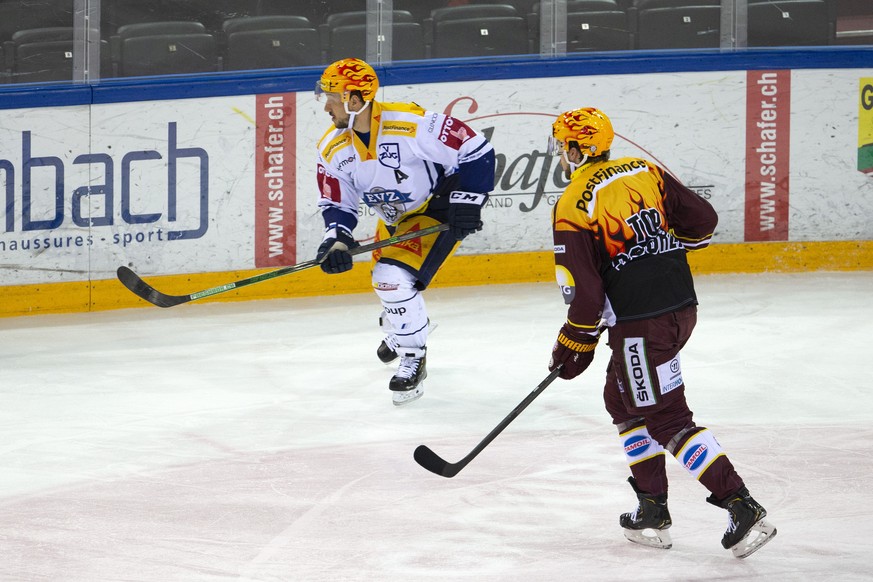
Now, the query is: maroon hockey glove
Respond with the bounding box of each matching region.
[549,323,599,380]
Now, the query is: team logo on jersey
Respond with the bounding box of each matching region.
[381,121,417,137]
[363,187,413,223]
[322,133,351,162]
[555,265,575,304]
[378,143,401,169]
[317,164,341,203]
[438,117,474,150]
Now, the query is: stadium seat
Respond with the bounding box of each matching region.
[118,33,218,77]
[529,2,631,52]
[634,4,721,49]
[431,16,531,58]
[427,3,521,26]
[425,4,529,57]
[7,29,111,83]
[321,10,416,60]
[566,10,632,51]
[222,14,316,54]
[327,21,425,62]
[748,0,833,46]
[225,27,322,70]
[223,15,315,35]
[109,20,212,77]
[322,9,416,30]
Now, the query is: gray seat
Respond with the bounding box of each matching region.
[119,32,217,77]
[327,22,425,62]
[634,4,720,49]
[432,16,530,59]
[11,37,111,83]
[566,10,632,51]
[748,0,833,46]
[225,27,322,70]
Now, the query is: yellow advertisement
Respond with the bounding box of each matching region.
[860,78,873,174]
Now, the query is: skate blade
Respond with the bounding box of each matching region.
[623,527,672,550]
[731,518,777,559]
[392,385,424,406]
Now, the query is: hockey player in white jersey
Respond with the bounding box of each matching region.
[314,58,495,405]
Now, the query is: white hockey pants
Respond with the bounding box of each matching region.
[372,262,429,349]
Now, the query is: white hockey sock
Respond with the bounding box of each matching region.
[620,424,666,467]
[672,429,724,481]
[373,263,429,349]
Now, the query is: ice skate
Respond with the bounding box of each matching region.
[377,313,437,365]
[620,477,673,549]
[377,333,401,364]
[389,347,427,406]
[707,487,776,558]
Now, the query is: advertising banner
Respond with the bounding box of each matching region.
[860,78,873,174]
[2,67,872,289]
[255,93,297,268]
[1,96,258,285]
[745,70,791,242]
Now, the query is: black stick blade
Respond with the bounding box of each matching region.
[116,266,189,308]
[413,445,461,478]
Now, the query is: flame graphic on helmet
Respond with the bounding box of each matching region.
[319,58,379,102]
[552,107,615,155]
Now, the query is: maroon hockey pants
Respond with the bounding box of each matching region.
[602,306,744,500]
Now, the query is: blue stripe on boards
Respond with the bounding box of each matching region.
[0,47,871,110]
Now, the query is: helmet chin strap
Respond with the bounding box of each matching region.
[345,99,370,120]
[562,150,589,175]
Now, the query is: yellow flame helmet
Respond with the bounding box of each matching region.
[316,58,379,103]
[548,107,614,157]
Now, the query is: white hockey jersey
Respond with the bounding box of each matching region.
[316,100,493,227]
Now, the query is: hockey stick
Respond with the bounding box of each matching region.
[414,366,563,478]
[117,223,450,308]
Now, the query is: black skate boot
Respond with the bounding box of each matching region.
[377,312,400,364]
[377,335,400,364]
[619,477,673,549]
[389,347,426,406]
[706,487,777,558]
[377,314,437,365]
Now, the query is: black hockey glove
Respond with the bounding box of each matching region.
[448,190,488,240]
[549,323,599,380]
[316,225,358,274]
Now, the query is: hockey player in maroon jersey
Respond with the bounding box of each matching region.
[546,107,776,558]
[314,58,495,406]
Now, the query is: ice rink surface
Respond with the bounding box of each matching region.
[1,271,871,582]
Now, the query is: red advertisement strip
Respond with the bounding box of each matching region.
[255,93,297,267]
[745,70,790,241]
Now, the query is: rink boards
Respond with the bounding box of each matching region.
[1,51,872,316]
